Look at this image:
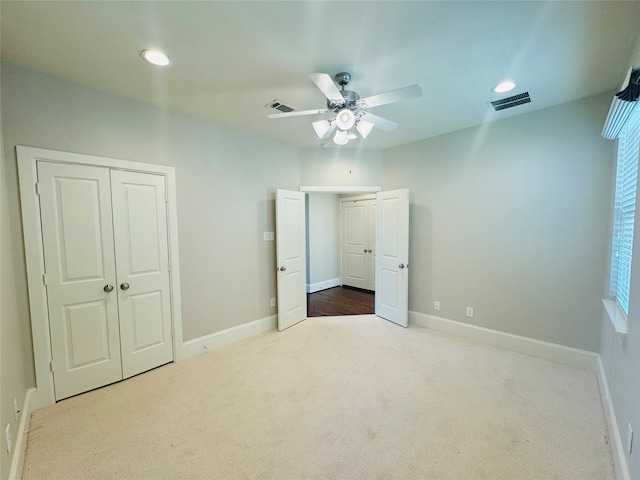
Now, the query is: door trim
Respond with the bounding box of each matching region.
[300,186,381,194]
[17,146,184,409]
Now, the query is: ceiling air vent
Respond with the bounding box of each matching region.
[266,99,296,113]
[489,92,531,111]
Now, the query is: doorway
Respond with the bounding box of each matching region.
[276,186,409,331]
[306,192,376,317]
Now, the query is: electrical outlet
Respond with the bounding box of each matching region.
[466,306,474,318]
[628,423,634,455]
[434,301,441,311]
[13,398,18,422]
[5,424,11,454]
[270,297,276,307]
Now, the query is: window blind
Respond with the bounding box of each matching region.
[613,107,640,314]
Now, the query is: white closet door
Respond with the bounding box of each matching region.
[38,162,122,400]
[110,171,173,379]
[375,189,410,327]
[341,201,369,289]
[276,189,307,331]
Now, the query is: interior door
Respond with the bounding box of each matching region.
[341,200,369,289]
[110,171,173,379]
[38,162,123,400]
[276,189,307,331]
[375,189,410,327]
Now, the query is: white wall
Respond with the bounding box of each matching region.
[306,194,340,292]
[300,148,382,187]
[0,155,33,480]
[383,93,614,353]
[599,31,640,479]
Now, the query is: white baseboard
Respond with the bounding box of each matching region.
[596,357,630,480]
[9,387,36,480]
[307,278,341,293]
[180,315,277,359]
[408,311,599,372]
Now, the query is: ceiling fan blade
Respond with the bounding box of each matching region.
[309,73,345,105]
[359,112,398,132]
[359,84,423,109]
[268,108,328,119]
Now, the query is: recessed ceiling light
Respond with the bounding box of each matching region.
[493,81,516,93]
[141,49,170,66]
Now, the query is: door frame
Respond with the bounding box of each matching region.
[301,186,381,317]
[17,146,184,409]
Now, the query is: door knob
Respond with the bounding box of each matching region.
[363,249,368,253]
[103,284,114,293]
[368,249,372,253]
[398,263,405,269]
[279,266,287,272]
[120,283,130,291]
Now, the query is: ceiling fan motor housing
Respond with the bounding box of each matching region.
[328,89,360,110]
[325,72,361,111]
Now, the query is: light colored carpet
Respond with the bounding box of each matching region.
[22,315,613,479]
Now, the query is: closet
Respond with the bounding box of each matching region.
[341,196,376,291]
[38,161,173,400]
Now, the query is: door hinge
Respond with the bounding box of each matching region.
[170,329,175,340]
[42,273,48,286]
[49,360,54,373]
[35,183,41,196]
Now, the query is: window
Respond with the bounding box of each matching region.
[610,107,640,315]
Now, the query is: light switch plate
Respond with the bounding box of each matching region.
[263,232,274,241]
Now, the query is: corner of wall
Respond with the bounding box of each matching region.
[8,388,35,480]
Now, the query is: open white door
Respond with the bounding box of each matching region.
[375,189,410,327]
[276,189,307,331]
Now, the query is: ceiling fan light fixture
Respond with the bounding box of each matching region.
[336,108,356,130]
[347,131,357,140]
[333,129,349,145]
[356,120,375,139]
[312,119,333,138]
[141,49,171,66]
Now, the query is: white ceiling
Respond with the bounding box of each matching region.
[3,1,640,150]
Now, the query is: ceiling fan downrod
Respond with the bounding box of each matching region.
[328,72,360,111]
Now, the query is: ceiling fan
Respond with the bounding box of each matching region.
[268,72,423,145]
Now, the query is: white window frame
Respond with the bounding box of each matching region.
[606,107,640,333]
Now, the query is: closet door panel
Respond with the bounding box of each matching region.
[37,162,122,400]
[111,171,173,379]
[341,198,376,291]
[342,201,368,289]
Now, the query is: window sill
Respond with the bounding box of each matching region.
[602,298,628,336]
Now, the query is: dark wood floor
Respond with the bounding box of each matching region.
[307,286,375,317]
